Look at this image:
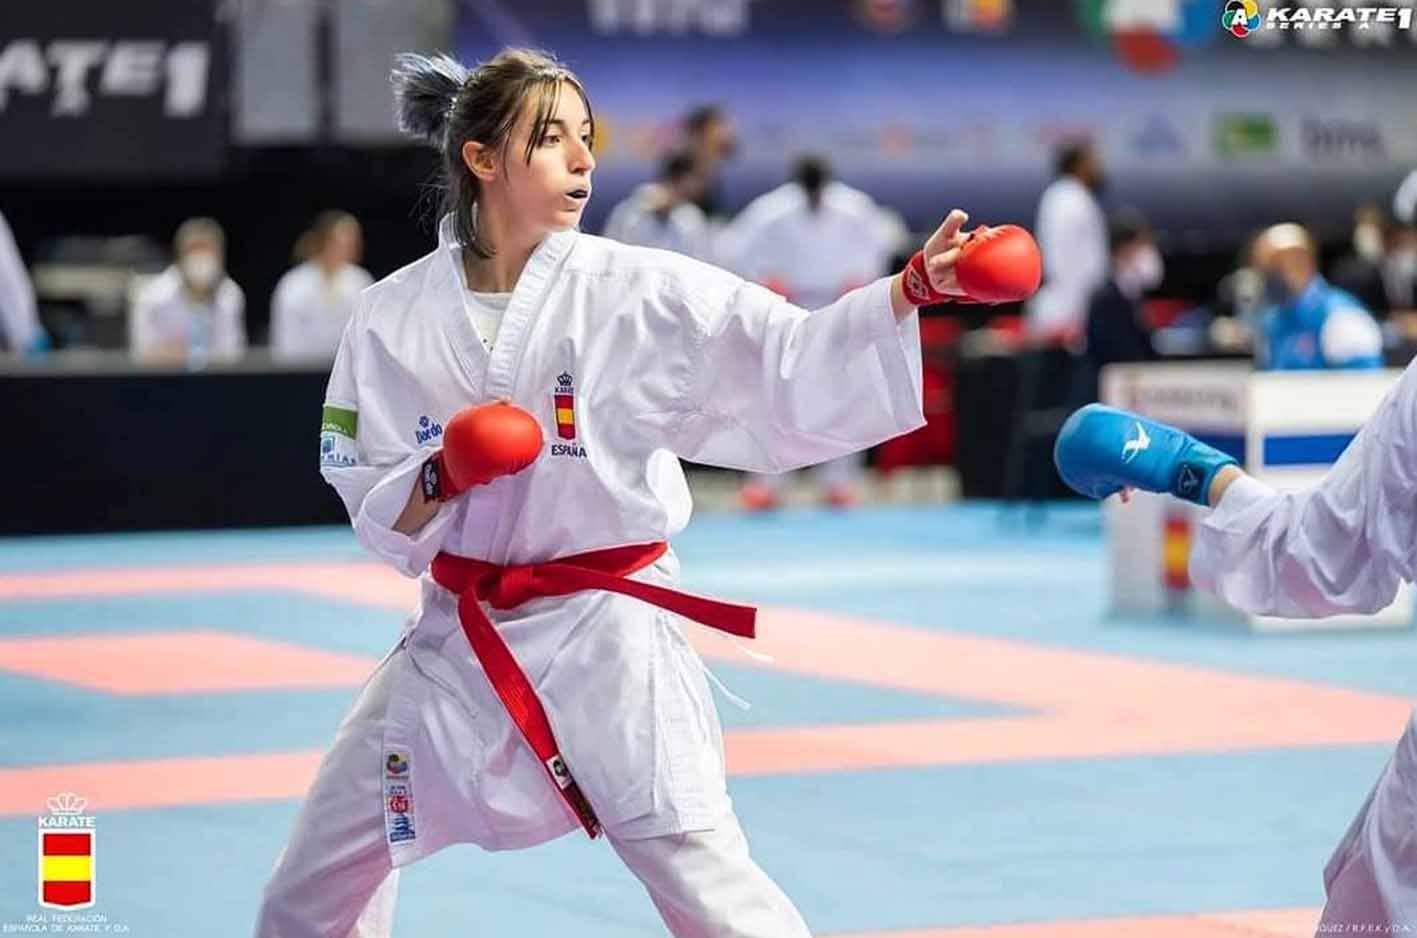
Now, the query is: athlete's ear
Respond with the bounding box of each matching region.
[462,141,497,184]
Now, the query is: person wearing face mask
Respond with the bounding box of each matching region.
[1382,221,1417,315]
[1250,222,1382,371]
[1082,211,1162,387]
[1025,138,1109,340]
[270,211,373,362]
[1330,204,1392,318]
[129,217,246,365]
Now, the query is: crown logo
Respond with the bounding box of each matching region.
[47,793,87,815]
[557,372,573,388]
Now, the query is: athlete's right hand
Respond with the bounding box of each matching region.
[1053,404,1237,506]
[421,401,544,502]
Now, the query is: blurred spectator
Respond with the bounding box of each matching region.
[1384,219,1417,314]
[1329,203,1391,317]
[130,218,246,365]
[601,151,712,261]
[0,210,48,356]
[721,154,908,509]
[1251,222,1381,371]
[270,211,372,362]
[722,154,906,306]
[682,104,737,219]
[1081,210,1161,395]
[1026,139,1108,340]
[1394,167,1417,226]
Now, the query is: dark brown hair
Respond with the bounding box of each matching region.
[391,49,594,259]
[294,210,358,263]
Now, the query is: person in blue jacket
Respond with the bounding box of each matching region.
[1251,222,1383,370]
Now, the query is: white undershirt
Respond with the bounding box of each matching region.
[466,289,510,349]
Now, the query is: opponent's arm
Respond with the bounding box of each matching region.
[1054,370,1417,617]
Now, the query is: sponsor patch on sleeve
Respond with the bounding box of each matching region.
[320,404,359,468]
[382,749,417,845]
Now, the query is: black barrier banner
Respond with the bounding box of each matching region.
[0,0,226,179]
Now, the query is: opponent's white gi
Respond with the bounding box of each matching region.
[270,260,373,362]
[719,180,908,497]
[254,214,925,937]
[129,266,246,364]
[1191,359,1417,932]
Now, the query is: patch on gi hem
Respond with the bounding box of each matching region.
[383,750,416,844]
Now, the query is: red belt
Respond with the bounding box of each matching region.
[429,541,756,838]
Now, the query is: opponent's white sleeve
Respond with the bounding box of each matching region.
[1190,362,1417,617]
[642,270,925,473]
[319,317,457,577]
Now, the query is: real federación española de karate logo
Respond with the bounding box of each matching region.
[551,372,588,459]
[38,793,95,910]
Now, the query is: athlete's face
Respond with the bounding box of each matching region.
[502,81,596,233]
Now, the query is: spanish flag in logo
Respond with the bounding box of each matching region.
[554,373,576,440]
[40,832,93,908]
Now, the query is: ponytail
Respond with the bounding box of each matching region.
[388,48,593,259]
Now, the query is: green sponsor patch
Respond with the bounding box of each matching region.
[321,405,357,438]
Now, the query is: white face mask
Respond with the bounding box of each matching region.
[1132,244,1164,290]
[1118,243,1163,296]
[180,252,221,290]
[1391,246,1417,271]
[1354,225,1384,263]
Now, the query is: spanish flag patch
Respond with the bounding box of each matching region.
[554,372,576,441]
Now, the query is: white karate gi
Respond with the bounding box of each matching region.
[129,266,246,363]
[254,214,925,937]
[1190,359,1417,932]
[269,261,373,362]
[720,180,908,497]
[722,181,904,309]
[601,183,713,262]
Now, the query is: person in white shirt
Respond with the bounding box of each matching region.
[270,211,374,362]
[720,155,909,508]
[1394,167,1417,227]
[1027,139,1109,339]
[601,151,712,262]
[129,217,246,364]
[0,210,47,356]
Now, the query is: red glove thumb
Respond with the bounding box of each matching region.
[955,224,1042,304]
[422,402,544,501]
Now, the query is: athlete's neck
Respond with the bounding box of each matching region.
[463,202,547,293]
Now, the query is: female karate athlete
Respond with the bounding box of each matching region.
[1054,381,1417,933]
[255,48,1040,938]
